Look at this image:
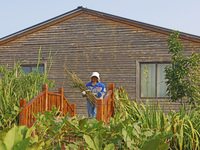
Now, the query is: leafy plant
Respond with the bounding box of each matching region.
[0,48,55,128]
[0,87,200,149]
[114,87,200,149]
[0,125,43,150]
[165,31,200,107]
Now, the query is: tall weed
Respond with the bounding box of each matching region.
[114,87,200,149]
[0,48,55,128]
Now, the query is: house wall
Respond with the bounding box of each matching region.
[1,12,200,116]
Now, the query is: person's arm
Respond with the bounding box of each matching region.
[97,84,106,98]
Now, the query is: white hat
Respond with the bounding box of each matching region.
[91,72,100,80]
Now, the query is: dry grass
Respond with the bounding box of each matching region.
[64,68,97,106]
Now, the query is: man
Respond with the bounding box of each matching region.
[82,72,106,118]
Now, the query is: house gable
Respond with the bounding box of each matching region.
[1,6,200,45]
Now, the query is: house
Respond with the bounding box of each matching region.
[1,6,200,116]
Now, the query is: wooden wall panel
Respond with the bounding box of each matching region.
[1,13,200,116]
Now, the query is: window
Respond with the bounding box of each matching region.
[21,64,44,74]
[140,63,171,98]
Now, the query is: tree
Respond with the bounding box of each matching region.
[165,31,200,107]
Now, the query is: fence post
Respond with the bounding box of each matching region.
[42,84,48,111]
[59,87,64,115]
[97,99,103,121]
[109,83,115,118]
[19,99,27,126]
[71,104,76,116]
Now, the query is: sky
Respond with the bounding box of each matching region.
[0,0,200,39]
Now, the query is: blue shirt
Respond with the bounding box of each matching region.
[86,82,106,99]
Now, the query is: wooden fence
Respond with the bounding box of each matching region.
[19,83,115,127]
[97,83,114,122]
[19,84,76,127]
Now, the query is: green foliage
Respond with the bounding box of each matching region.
[115,87,200,149]
[165,31,200,107]
[0,88,200,149]
[1,71,200,150]
[0,48,55,128]
[0,125,43,150]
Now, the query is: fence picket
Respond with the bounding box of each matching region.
[97,83,114,122]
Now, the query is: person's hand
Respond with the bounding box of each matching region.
[82,91,86,95]
[82,90,91,95]
[97,92,102,97]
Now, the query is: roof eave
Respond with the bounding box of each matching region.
[1,6,200,44]
[0,7,84,44]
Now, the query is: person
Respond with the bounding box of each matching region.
[82,72,106,118]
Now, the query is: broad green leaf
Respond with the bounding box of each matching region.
[79,118,88,130]
[94,133,103,150]
[20,126,28,139]
[14,105,19,111]
[122,129,133,147]
[65,146,70,150]
[13,137,30,150]
[0,141,6,150]
[83,134,96,150]
[143,130,153,137]
[62,119,79,130]
[92,120,103,128]
[132,128,139,139]
[104,143,114,150]
[68,143,79,150]
[90,118,99,126]
[24,126,35,139]
[11,110,16,115]
[4,125,22,150]
[157,143,169,150]
[133,123,141,135]
[30,135,39,143]
[0,130,7,141]
[142,138,160,150]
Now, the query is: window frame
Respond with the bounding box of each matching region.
[140,62,171,99]
[21,64,45,74]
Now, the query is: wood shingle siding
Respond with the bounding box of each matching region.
[1,7,200,116]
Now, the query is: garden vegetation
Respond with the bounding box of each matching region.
[0,32,200,149]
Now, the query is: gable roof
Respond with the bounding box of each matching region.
[1,6,200,44]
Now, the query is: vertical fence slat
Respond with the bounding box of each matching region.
[39,97,42,112]
[28,108,30,126]
[97,99,103,121]
[19,99,27,126]
[48,94,50,110]
[105,103,107,122]
[31,105,33,123]
[59,87,64,114]
[42,84,48,111]
[71,104,76,116]
[108,98,110,119]
[109,83,115,118]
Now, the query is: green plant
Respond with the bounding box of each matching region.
[0,125,43,150]
[168,105,200,150]
[165,31,200,107]
[114,87,173,149]
[0,48,55,128]
[114,87,200,149]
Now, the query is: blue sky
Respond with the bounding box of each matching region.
[0,0,200,38]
